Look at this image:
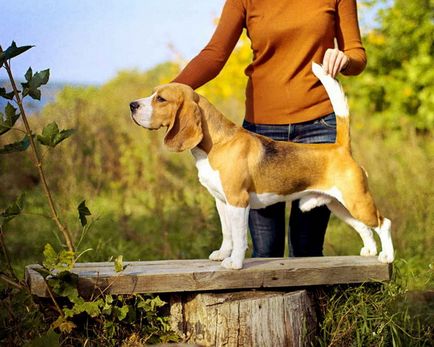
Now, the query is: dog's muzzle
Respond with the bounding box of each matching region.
[129,101,142,126]
[130,101,140,112]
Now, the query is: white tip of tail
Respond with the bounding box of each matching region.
[311,62,349,118]
[311,62,327,79]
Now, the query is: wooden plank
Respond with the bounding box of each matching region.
[25,256,391,297]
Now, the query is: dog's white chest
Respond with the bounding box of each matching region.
[191,148,226,202]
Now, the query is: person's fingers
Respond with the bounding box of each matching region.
[340,53,350,73]
[331,52,344,78]
[333,52,350,77]
[323,48,338,75]
[322,49,331,74]
[323,48,350,77]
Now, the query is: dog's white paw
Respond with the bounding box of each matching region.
[378,251,394,263]
[221,256,243,270]
[360,245,377,256]
[209,249,232,261]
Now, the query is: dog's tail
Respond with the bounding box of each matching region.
[311,62,350,149]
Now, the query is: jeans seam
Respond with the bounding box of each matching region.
[288,124,293,141]
[319,118,336,129]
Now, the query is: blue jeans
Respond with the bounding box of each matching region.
[242,112,337,257]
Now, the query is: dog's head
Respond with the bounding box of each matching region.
[130,83,203,152]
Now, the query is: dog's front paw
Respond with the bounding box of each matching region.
[378,251,394,263]
[209,249,232,261]
[360,245,377,256]
[221,256,243,270]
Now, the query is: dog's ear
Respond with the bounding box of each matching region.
[164,92,203,152]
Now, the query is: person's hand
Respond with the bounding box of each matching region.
[322,48,350,78]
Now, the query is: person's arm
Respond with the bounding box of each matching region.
[172,0,245,89]
[335,0,367,75]
[323,0,367,77]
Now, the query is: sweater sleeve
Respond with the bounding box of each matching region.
[172,0,245,89]
[336,0,367,75]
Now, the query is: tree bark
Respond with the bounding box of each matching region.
[170,290,317,347]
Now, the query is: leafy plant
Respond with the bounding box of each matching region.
[77,200,91,227]
[36,244,179,345]
[0,193,24,226]
[0,103,20,135]
[345,0,434,133]
[37,122,76,148]
[21,67,50,100]
[0,286,49,346]
[0,41,75,252]
[0,41,180,345]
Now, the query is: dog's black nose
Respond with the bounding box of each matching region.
[130,101,140,112]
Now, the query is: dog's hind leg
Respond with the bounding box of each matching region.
[338,185,394,263]
[209,198,233,261]
[327,200,378,257]
[374,218,394,263]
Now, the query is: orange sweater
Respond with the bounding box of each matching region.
[173,0,366,124]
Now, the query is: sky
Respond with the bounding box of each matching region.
[1,1,226,84]
[2,1,382,85]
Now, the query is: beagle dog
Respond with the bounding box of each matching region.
[129,63,394,269]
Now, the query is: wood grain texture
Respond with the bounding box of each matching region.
[169,290,317,347]
[25,256,391,298]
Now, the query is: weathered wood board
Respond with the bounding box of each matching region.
[26,256,391,298]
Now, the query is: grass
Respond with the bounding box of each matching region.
[315,279,433,346]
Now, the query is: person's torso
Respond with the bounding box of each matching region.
[240,0,338,123]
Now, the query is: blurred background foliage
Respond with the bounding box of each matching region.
[0,0,432,290]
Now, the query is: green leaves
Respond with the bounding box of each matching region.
[0,194,24,227]
[77,200,91,227]
[113,303,130,321]
[0,87,14,100]
[42,243,75,272]
[137,295,167,312]
[114,255,125,272]
[0,41,33,66]
[21,67,50,100]
[345,0,434,133]
[37,121,75,147]
[63,297,104,318]
[0,103,20,135]
[0,101,39,154]
[0,121,75,155]
[0,134,31,154]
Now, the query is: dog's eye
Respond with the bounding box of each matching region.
[156,95,166,103]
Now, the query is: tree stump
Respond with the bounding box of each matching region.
[169,290,317,347]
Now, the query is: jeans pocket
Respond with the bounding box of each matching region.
[318,113,337,129]
[291,113,337,144]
